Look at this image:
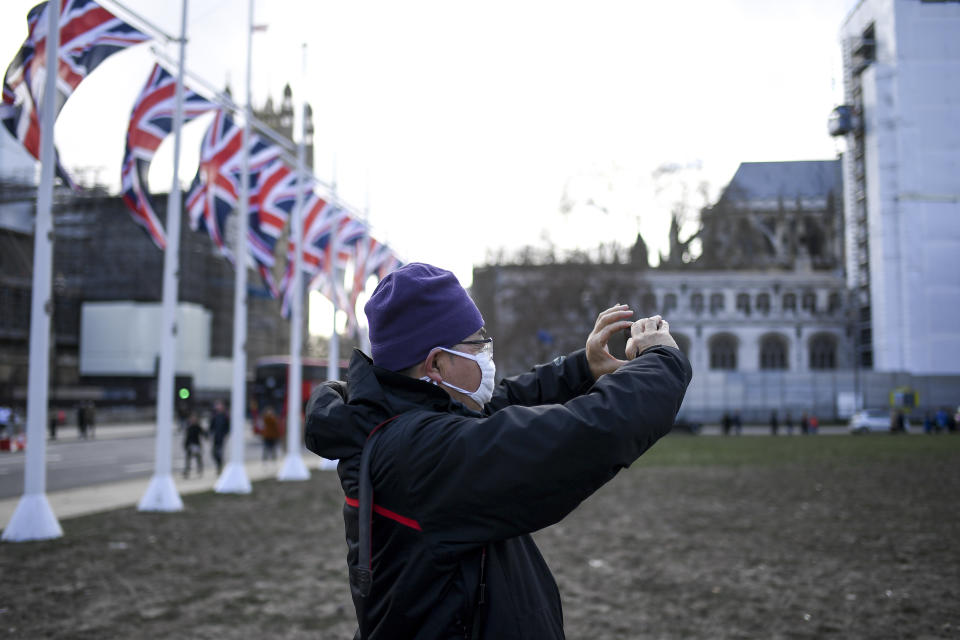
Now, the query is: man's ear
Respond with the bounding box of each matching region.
[422,349,444,383]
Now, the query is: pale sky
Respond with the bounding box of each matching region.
[1,0,855,334]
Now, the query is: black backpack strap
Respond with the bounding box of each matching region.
[469,546,488,639]
[352,415,399,598]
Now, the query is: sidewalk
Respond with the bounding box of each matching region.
[0,457,333,525]
[45,421,155,441]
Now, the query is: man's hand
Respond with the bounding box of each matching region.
[625,315,679,359]
[585,304,635,379]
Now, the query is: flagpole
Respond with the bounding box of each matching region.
[278,43,310,482]
[328,302,340,382]
[2,0,63,542]
[138,0,190,513]
[327,157,340,383]
[359,180,372,355]
[216,0,255,494]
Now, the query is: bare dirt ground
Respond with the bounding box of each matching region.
[2,434,959,639]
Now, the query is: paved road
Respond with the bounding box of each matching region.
[0,423,271,500]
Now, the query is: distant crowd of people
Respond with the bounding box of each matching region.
[178,400,232,479]
[720,410,819,435]
[718,407,960,435]
[921,408,958,435]
[177,400,284,478]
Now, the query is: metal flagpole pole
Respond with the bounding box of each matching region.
[138,0,190,512]
[3,1,63,542]
[137,0,187,511]
[327,302,340,382]
[278,43,310,481]
[359,178,372,355]
[215,0,255,494]
[327,157,340,384]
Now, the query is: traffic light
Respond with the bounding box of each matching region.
[174,376,194,407]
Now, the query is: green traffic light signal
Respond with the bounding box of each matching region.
[178,388,190,400]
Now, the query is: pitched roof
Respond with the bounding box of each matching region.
[722,160,841,203]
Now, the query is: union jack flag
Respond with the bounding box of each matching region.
[317,214,368,332]
[279,190,335,317]
[121,63,213,249]
[247,159,311,297]
[349,235,402,334]
[186,108,284,293]
[350,234,403,318]
[1,0,150,186]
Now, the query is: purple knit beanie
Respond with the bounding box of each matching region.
[364,262,484,371]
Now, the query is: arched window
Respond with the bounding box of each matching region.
[783,292,796,312]
[641,293,657,315]
[691,293,704,314]
[759,333,789,370]
[802,291,817,312]
[709,333,738,370]
[663,293,677,314]
[674,333,691,358]
[710,293,725,314]
[757,293,771,315]
[809,333,837,369]
[736,293,751,315]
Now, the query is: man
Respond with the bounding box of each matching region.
[208,401,230,475]
[305,262,692,639]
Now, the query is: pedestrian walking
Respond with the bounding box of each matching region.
[76,403,88,439]
[935,408,949,434]
[722,412,732,436]
[770,410,779,436]
[260,406,280,462]
[785,411,794,436]
[800,412,810,435]
[209,401,230,475]
[0,405,10,441]
[183,412,206,478]
[305,262,692,639]
[85,401,96,439]
[732,410,742,435]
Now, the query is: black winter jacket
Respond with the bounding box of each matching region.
[304,345,692,639]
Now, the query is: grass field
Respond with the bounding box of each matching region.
[2,433,959,639]
[639,432,960,467]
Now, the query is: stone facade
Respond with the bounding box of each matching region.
[471,264,849,377]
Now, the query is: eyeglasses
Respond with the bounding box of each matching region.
[453,337,493,356]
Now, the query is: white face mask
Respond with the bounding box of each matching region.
[422,346,496,407]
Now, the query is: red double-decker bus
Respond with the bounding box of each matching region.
[252,356,349,425]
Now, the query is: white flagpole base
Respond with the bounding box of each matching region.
[2,493,63,542]
[318,457,339,471]
[137,474,184,512]
[277,453,311,481]
[214,462,252,494]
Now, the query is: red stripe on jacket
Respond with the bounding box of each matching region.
[345,496,423,532]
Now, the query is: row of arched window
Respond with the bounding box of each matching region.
[640,290,843,316]
[672,332,838,370]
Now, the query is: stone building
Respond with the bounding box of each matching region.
[472,263,850,422]
[472,159,850,422]
[473,152,960,421]
[696,160,844,272]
